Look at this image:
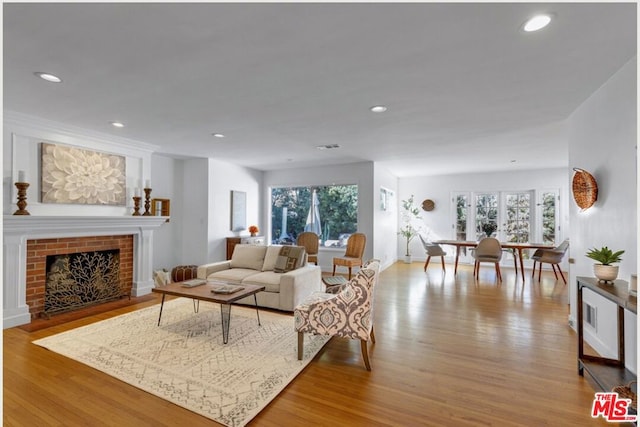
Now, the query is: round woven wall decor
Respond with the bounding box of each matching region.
[422,199,435,212]
[572,168,598,209]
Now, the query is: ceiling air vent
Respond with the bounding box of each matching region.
[316,144,340,150]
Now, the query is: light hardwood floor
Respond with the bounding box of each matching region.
[4,262,611,426]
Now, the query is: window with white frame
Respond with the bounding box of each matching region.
[270,185,358,248]
[452,189,560,260]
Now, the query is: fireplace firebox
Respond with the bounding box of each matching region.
[45,249,123,316]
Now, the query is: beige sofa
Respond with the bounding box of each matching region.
[197,244,322,312]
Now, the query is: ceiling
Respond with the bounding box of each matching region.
[3,3,636,177]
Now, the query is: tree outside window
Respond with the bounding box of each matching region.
[270,185,358,247]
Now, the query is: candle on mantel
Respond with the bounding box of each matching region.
[145,180,151,189]
[18,170,26,183]
[134,188,141,197]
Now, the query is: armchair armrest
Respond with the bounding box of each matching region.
[197,261,231,279]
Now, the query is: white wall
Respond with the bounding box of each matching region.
[568,57,637,373]
[373,163,399,270]
[160,157,262,267]
[207,159,263,262]
[150,154,180,271]
[179,158,211,266]
[263,162,375,271]
[399,168,570,264]
[3,112,157,216]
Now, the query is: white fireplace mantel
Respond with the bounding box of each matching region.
[3,216,168,328]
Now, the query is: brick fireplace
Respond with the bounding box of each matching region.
[26,235,134,319]
[3,216,167,328]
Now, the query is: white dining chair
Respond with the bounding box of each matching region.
[418,235,446,272]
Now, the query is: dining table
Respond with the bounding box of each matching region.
[434,239,555,281]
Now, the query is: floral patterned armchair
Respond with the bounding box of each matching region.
[294,259,380,370]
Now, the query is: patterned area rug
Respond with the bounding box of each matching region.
[33,298,330,427]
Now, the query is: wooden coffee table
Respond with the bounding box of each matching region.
[152,281,265,344]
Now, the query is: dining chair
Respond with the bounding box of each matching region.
[295,259,380,370]
[531,239,569,284]
[296,232,319,265]
[332,233,366,279]
[472,237,503,281]
[418,234,446,272]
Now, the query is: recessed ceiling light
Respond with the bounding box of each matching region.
[523,14,552,32]
[370,105,387,113]
[34,72,62,83]
[110,121,125,128]
[212,133,225,138]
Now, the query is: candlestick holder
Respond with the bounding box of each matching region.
[132,196,142,216]
[13,182,31,215]
[143,188,152,216]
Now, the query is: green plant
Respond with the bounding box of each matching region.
[398,195,422,256]
[585,246,624,265]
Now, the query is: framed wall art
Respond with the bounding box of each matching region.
[40,142,126,206]
[380,187,394,211]
[231,190,247,231]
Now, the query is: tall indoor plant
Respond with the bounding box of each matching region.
[398,194,422,263]
[586,246,624,283]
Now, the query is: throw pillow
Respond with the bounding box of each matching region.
[274,246,306,273]
[230,245,268,270]
[262,245,283,271]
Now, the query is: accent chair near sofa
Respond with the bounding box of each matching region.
[296,232,319,265]
[197,244,322,312]
[295,259,380,371]
[332,232,367,279]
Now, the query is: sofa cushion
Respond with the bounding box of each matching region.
[230,245,267,271]
[207,268,259,284]
[242,271,283,293]
[262,245,283,271]
[274,246,306,273]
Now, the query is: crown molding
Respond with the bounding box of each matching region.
[4,111,159,155]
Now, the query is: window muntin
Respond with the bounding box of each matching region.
[540,191,557,244]
[475,193,498,237]
[455,194,469,241]
[504,192,531,243]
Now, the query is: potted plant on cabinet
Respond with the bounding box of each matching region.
[398,195,422,263]
[586,246,625,283]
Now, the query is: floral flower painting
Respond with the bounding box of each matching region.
[41,143,126,205]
